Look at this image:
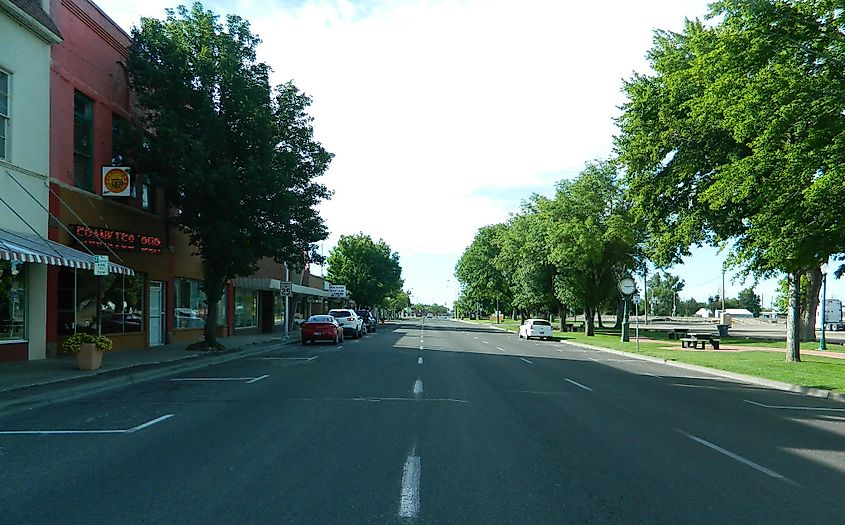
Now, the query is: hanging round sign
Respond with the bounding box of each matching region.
[102,167,131,196]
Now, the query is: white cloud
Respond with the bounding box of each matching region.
[95,0,732,305]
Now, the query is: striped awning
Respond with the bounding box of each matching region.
[0,228,134,275]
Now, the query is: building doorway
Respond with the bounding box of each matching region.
[149,281,165,346]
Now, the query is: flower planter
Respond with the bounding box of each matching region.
[76,343,103,370]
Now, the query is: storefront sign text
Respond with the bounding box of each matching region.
[72,225,162,254]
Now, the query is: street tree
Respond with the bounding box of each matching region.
[128,3,331,349]
[326,234,403,308]
[543,160,644,336]
[615,1,845,361]
[736,287,762,317]
[455,224,512,316]
[646,271,685,317]
[495,207,560,324]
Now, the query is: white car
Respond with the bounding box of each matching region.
[328,309,365,339]
[518,319,553,341]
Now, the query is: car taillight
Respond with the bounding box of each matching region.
[348,317,355,321]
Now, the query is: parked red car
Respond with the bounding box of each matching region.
[300,315,344,345]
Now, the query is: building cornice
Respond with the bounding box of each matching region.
[0,0,62,44]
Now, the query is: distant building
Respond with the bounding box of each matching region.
[723,308,754,318]
[694,308,711,318]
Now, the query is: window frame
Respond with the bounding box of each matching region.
[0,69,10,161]
[73,91,94,191]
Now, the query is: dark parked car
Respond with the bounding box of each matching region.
[356,310,377,333]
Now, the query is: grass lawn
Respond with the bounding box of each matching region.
[460,318,845,393]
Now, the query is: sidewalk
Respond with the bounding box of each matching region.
[0,330,303,417]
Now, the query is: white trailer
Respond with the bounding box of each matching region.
[816,299,845,331]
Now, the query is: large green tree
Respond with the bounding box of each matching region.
[128,3,332,349]
[543,161,643,335]
[455,224,512,316]
[326,234,403,308]
[616,0,845,361]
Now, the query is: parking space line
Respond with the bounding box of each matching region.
[0,414,174,435]
[246,374,270,384]
[519,357,533,364]
[679,430,788,481]
[564,378,593,391]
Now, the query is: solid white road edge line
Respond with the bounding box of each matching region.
[564,378,593,392]
[744,400,845,412]
[679,430,788,481]
[175,377,254,381]
[246,374,270,384]
[399,454,422,518]
[519,357,534,364]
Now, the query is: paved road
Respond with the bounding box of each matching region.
[2,319,844,523]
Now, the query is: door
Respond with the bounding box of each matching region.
[149,281,165,346]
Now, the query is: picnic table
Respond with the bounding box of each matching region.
[667,328,689,340]
[680,332,720,350]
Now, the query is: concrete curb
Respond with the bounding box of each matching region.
[0,338,300,418]
[460,320,845,404]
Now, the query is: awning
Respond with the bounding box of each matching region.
[292,283,333,298]
[0,228,134,275]
[232,277,281,291]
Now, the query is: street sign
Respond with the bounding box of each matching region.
[93,255,109,276]
[280,281,292,296]
[329,284,347,298]
[632,294,641,305]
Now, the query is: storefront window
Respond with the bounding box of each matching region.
[0,261,26,341]
[57,267,145,336]
[234,288,257,328]
[101,273,145,334]
[174,278,226,328]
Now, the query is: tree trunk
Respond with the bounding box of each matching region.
[584,306,595,336]
[800,267,822,342]
[786,271,802,362]
[558,304,567,331]
[202,273,227,349]
[613,298,623,329]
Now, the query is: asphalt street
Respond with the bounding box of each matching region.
[2,319,845,524]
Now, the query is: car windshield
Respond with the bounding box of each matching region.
[532,320,551,326]
[307,316,333,323]
[330,311,351,318]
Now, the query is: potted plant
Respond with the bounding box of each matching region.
[62,333,113,370]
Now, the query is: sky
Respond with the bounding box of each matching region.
[95,0,844,309]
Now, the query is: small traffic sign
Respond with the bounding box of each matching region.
[280,281,292,296]
[93,255,109,276]
[632,294,641,305]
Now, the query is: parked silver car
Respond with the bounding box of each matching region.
[328,309,365,338]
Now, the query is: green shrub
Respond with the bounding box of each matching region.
[62,333,113,353]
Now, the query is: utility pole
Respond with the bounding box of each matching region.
[643,266,648,325]
[721,267,726,314]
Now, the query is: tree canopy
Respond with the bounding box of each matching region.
[326,234,403,308]
[128,3,332,347]
[615,0,845,360]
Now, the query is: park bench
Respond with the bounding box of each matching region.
[680,332,720,350]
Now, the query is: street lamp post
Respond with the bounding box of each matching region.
[618,274,637,342]
[820,262,829,351]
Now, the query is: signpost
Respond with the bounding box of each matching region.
[632,293,641,352]
[93,255,109,276]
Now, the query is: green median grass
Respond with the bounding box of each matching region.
[460,318,845,394]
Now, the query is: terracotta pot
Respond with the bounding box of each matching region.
[76,343,103,370]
